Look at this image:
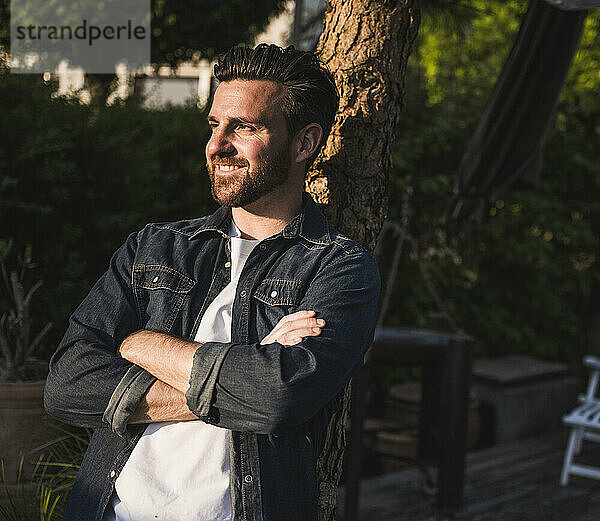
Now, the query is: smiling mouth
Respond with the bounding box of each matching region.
[215,164,248,174]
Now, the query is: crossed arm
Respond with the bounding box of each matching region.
[124,311,326,424]
[44,233,379,434]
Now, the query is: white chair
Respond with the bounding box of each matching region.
[560,355,600,485]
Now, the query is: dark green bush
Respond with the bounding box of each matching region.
[0,64,215,355]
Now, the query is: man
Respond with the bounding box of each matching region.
[44,43,380,521]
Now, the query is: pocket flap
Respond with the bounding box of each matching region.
[253,279,304,306]
[133,265,195,294]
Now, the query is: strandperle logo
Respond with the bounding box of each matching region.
[10,0,150,74]
[14,19,146,46]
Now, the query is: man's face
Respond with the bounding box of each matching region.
[205,80,292,207]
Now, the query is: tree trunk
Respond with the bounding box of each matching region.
[309,1,420,519]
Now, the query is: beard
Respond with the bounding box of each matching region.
[206,144,291,207]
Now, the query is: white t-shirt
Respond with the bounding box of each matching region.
[104,222,258,521]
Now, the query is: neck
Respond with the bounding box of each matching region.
[232,182,304,240]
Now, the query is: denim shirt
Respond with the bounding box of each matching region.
[44,195,380,521]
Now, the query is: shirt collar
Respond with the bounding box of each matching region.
[230,218,242,238]
[188,193,331,245]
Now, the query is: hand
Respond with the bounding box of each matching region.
[260,310,326,347]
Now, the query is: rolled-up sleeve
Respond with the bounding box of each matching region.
[44,230,155,436]
[102,365,157,435]
[184,342,234,419]
[185,249,380,434]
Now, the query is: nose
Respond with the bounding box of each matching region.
[206,126,235,159]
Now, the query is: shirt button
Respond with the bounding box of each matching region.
[110,470,116,478]
[244,475,253,484]
[259,244,266,251]
[152,276,159,283]
[240,290,247,297]
[270,290,278,298]
[225,261,231,268]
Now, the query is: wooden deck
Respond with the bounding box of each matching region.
[337,429,600,521]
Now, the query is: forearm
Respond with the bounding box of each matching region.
[120,330,199,393]
[129,380,199,424]
[121,312,326,399]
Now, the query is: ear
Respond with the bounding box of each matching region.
[292,123,323,165]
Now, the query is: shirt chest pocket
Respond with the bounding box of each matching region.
[133,265,195,332]
[252,279,305,337]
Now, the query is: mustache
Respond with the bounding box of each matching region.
[209,158,249,168]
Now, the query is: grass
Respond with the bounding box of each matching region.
[0,425,91,520]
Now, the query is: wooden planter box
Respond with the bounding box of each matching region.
[0,380,59,485]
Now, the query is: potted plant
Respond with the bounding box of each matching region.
[0,241,55,493]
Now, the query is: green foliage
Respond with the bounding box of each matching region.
[383,1,600,363]
[0,0,7,53]
[32,426,92,519]
[0,61,216,354]
[1,458,60,521]
[151,0,288,67]
[0,425,91,520]
[0,241,53,381]
[0,426,91,520]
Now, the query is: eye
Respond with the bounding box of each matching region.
[236,123,254,132]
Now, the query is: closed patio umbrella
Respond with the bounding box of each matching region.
[445,0,593,232]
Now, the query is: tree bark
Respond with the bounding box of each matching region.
[309,1,420,519]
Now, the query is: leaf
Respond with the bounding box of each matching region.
[25,322,53,359]
[0,321,13,365]
[23,280,42,310]
[9,271,24,311]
